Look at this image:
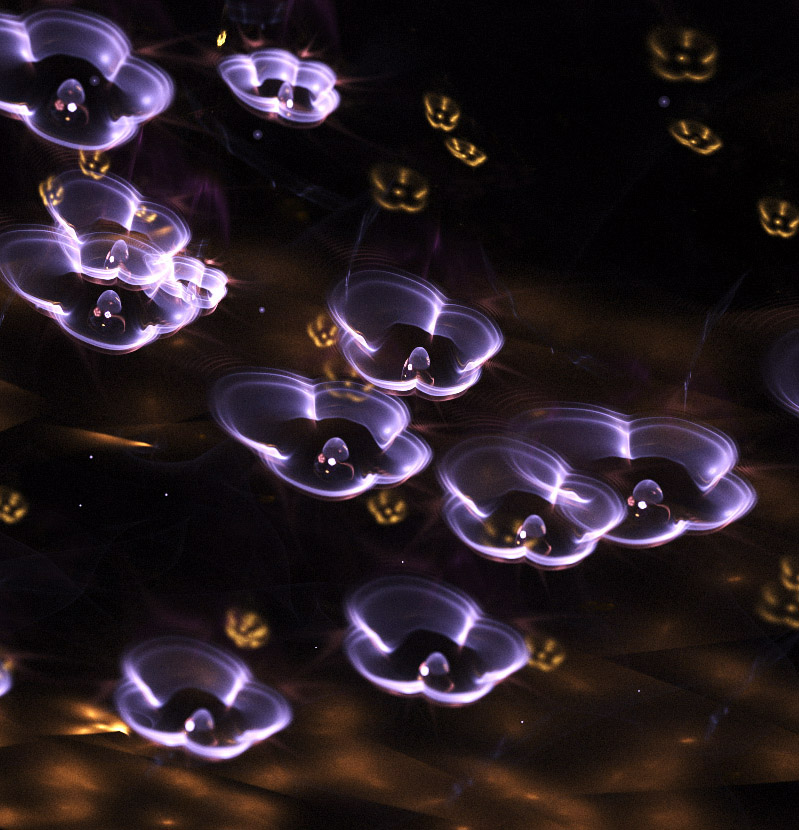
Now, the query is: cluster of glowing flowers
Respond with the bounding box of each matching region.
[369,164,429,213]
[669,119,723,155]
[328,271,503,398]
[757,556,799,629]
[0,171,227,353]
[438,436,625,569]
[758,198,799,238]
[0,9,173,150]
[115,637,291,760]
[0,486,28,524]
[344,576,528,705]
[218,48,339,126]
[511,406,756,548]
[225,607,270,649]
[211,369,432,499]
[647,26,718,82]
[423,92,461,131]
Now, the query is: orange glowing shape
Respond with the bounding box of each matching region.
[217,29,227,47]
[444,137,488,167]
[134,204,158,223]
[758,198,799,238]
[669,119,722,155]
[225,607,270,649]
[370,164,429,213]
[780,555,799,591]
[322,360,374,401]
[78,149,111,180]
[365,489,408,525]
[757,582,799,628]
[38,175,64,208]
[525,635,566,672]
[0,487,27,525]
[306,312,338,348]
[648,27,718,82]
[423,92,461,132]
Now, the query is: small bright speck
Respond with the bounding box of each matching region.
[66,102,77,112]
[658,95,670,107]
[637,500,647,509]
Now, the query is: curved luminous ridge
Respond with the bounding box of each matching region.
[0,9,173,149]
[767,329,799,418]
[0,171,227,353]
[210,369,432,499]
[218,48,339,126]
[438,436,627,568]
[328,270,503,399]
[114,637,292,760]
[510,405,756,547]
[344,576,529,705]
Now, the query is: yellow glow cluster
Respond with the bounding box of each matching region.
[225,607,270,649]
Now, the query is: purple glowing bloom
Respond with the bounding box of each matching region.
[0,662,11,697]
[511,405,756,547]
[438,436,626,568]
[0,171,227,353]
[767,329,799,418]
[328,271,503,398]
[218,48,339,126]
[211,369,432,499]
[115,637,291,761]
[0,9,173,150]
[344,576,529,705]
